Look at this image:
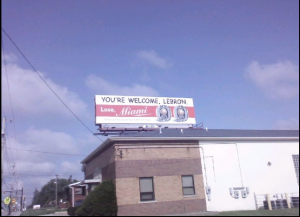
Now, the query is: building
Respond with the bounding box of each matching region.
[81,129,299,216]
[64,179,100,208]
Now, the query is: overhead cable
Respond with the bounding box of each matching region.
[5,147,87,156]
[1,28,103,142]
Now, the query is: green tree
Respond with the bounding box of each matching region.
[31,188,40,205]
[76,180,117,216]
[31,178,78,207]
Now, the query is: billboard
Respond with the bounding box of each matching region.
[95,95,196,126]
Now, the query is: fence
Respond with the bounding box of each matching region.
[254,192,299,210]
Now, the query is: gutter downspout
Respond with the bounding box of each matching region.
[235,143,244,187]
[199,146,208,187]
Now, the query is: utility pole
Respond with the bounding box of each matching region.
[1,118,6,187]
[55,175,58,209]
[21,187,24,211]
[8,187,12,215]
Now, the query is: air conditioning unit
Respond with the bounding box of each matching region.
[234,191,239,199]
[242,191,247,198]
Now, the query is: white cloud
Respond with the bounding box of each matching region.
[136,50,172,69]
[245,61,299,100]
[1,56,88,117]
[3,128,88,204]
[1,53,18,63]
[60,161,82,174]
[4,128,82,177]
[85,74,159,96]
[5,128,98,176]
[22,127,80,154]
[274,118,299,130]
[17,161,56,174]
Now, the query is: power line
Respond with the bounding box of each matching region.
[1,28,103,142]
[2,37,23,190]
[31,150,84,173]
[1,38,18,146]
[3,171,82,177]
[5,146,87,156]
[4,128,16,167]
[4,141,15,175]
[1,105,6,118]
[3,178,13,189]
[4,128,20,190]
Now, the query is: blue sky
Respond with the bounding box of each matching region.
[1,0,299,205]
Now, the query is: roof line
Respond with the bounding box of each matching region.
[81,136,298,164]
[110,136,298,141]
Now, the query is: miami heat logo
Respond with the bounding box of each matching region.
[156,105,171,122]
[174,105,188,122]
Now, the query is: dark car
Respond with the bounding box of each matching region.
[74,199,84,207]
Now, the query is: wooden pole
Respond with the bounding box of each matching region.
[267,194,272,210]
[21,188,23,211]
[285,193,291,209]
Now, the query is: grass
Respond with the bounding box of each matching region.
[214,208,299,216]
[20,207,67,216]
[19,207,299,216]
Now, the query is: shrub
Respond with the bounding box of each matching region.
[26,205,33,209]
[67,206,80,216]
[75,180,117,216]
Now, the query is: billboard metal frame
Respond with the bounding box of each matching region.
[95,95,196,133]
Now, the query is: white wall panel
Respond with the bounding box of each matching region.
[199,141,299,211]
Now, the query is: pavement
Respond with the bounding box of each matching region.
[10,211,22,216]
[38,211,69,216]
[36,211,217,216]
[0,209,218,216]
[1,210,22,216]
[165,211,219,216]
[36,210,217,216]
[1,209,68,216]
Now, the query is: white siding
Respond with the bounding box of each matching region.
[199,141,299,211]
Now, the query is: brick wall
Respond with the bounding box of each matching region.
[116,175,205,206]
[85,145,116,180]
[115,141,207,216]
[74,194,86,202]
[118,198,206,216]
[116,142,200,160]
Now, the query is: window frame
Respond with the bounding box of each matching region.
[74,187,85,196]
[139,177,155,201]
[93,167,102,180]
[181,175,196,196]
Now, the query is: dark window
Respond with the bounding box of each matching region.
[75,187,85,196]
[182,175,195,195]
[140,177,155,201]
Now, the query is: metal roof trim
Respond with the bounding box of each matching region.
[81,136,298,164]
[110,136,298,142]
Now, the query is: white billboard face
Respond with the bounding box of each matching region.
[95,95,196,125]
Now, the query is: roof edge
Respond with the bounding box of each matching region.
[110,136,298,142]
[81,136,298,164]
[81,137,111,164]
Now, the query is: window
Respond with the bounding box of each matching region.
[75,187,85,196]
[139,177,155,201]
[182,175,195,196]
[90,184,98,191]
[293,155,299,185]
[93,167,102,181]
